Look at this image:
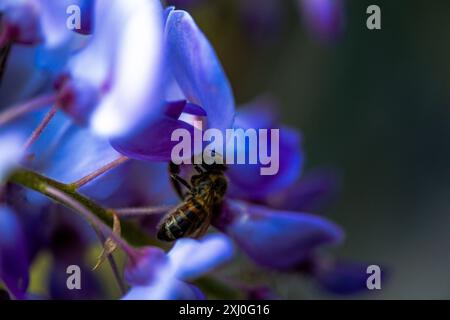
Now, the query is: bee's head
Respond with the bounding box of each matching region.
[211,174,228,197]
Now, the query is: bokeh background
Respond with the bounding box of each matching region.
[167,0,450,299]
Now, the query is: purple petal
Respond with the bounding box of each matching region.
[0,132,24,182]
[267,168,342,212]
[300,0,345,43]
[225,102,304,200]
[124,247,168,287]
[72,0,95,35]
[66,0,165,138]
[168,234,234,280]
[164,100,206,119]
[123,246,204,300]
[226,126,303,201]
[312,259,383,295]
[214,200,344,270]
[183,103,207,116]
[82,161,177,207]
[165,9,235,134]
[163,100,189,119]
[123,235,231,300]
[163,6,175,23]
[111,116,201,162]
[0,206,29,299]
[233,98,279,130]
[0,46,46,108]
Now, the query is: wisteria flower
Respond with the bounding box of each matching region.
[123,234,233,300]
[107,6,345,274]
[59,0,166,138]
[210,104,344,271]
[111,7,235,160]
[0,0,378,301]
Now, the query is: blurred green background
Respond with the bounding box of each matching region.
[175,0,450,298]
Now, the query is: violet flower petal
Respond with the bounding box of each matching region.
[35,114,121,184]
[300,0,345,43]
[111,115,201,162]
[215,199,344,270]
[164,100,206,119]
[123,235,232,300]
[165,9,235,134]
[0,206,29,299]
[226,125,303,201]
[267,168,342,212]
[313,260,383,295]
[124,247,168,287]
[225,102,303,200]
[71,0,95,35]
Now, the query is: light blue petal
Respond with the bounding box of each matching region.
[123,278,203,300]
[0,131,24,182]
[67,0,165,138]
[38,0,75,48]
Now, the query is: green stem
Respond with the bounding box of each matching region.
[9,167,153,247]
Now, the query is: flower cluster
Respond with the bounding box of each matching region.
[0,0,373,300]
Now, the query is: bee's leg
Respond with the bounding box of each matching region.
[169,162,192,199]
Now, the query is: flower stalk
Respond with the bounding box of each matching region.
[8,167,153,247]
[0,93,57,126]
[23,104,59,152]
[72,156,130,189]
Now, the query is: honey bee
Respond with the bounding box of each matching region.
[157,161,228,241]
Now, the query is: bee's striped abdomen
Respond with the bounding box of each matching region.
[157,196,211,241]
